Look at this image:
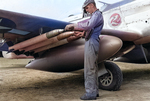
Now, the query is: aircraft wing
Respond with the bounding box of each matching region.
[0,9,70,37]
[0,9,75,58]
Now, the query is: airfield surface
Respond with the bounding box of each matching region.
[0,58,150,101]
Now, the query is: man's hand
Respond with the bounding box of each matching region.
[74,31,85,38]
[65,24,74,31]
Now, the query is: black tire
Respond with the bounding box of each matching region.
[98,61,123,91]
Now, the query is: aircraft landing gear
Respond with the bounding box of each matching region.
[98,61,123,91]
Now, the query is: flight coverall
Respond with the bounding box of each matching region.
[77,9,104,94]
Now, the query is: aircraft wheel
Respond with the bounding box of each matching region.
[98,61,123,91]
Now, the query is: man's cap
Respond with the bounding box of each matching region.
[82,0,95,9]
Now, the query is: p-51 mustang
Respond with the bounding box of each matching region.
[0,0,150,91]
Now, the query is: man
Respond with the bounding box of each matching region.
[65,0,104,100]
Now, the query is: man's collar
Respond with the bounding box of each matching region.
[92,9,99,15]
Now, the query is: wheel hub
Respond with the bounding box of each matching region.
[99,69,113,86]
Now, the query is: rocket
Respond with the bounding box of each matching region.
[8,29,81,55]
[9,29,65,51]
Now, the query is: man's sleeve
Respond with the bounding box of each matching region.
[77,13,101,31]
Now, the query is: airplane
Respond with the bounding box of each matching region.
[0,0,150,92]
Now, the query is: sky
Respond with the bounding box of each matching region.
[0,0,122,21]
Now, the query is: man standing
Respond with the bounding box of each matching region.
[65,0,104,100]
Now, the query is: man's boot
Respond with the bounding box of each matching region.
[80,93,97,100]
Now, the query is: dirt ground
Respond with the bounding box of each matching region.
[0,58,150,101]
